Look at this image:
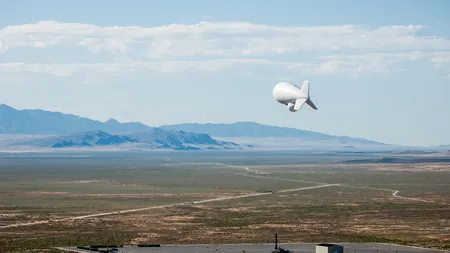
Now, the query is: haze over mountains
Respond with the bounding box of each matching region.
[0,104,150,134]
[159,122,384,144]
[9,129,238,151]
[0,103,421,151]
[0,104,239,150]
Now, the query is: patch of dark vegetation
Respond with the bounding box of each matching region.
[344,156,450,164]
[0,228,135,253]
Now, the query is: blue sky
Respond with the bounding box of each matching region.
[1,0,449,146]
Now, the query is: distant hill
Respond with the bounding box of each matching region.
[0,104,393,150]
[0,104,240,151]
[11,130,137,148]
[126,128,238,150]
[8,129,239,151]
[127,128,237,147]
[159,122,385,145]
[0,104,150,134]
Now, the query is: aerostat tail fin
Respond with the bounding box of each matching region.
[293,98,307,111]
[300,80,318,110]
[300,80,310,97]
[306,98,318,110]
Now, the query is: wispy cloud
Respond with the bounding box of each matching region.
[1,21,449,57]
[2,52,449,77]
[0,59,305,76]
[1,21,450,78]
[318,51,450,76]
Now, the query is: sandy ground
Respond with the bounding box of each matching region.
[2,163,448,230]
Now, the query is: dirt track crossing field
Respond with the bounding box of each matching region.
[0,182,338,229]
[1,162,447,229]
[1,155,449,252]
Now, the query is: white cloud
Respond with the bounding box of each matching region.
[1,21,450,58]
[317,51,450,75]
[0,59,305,76]
[0,62,79,76]
[1,21,450,79]
[2,51,449,78]
[430,54,450,67]
[319,51,450,62]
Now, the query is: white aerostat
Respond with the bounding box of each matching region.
[273,80,318,112]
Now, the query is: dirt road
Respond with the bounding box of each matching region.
[1,162,446,229]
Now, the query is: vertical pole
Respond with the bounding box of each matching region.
[275,233,278,249]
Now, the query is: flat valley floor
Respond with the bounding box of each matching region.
[0,151,449,252]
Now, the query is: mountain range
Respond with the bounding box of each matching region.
[0,104,150,134]
[0,103,401,151]
[0,104,239,150]
[159,122,384,145]
[9,129,238,151]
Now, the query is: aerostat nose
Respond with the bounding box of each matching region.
[272,82,285,101]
